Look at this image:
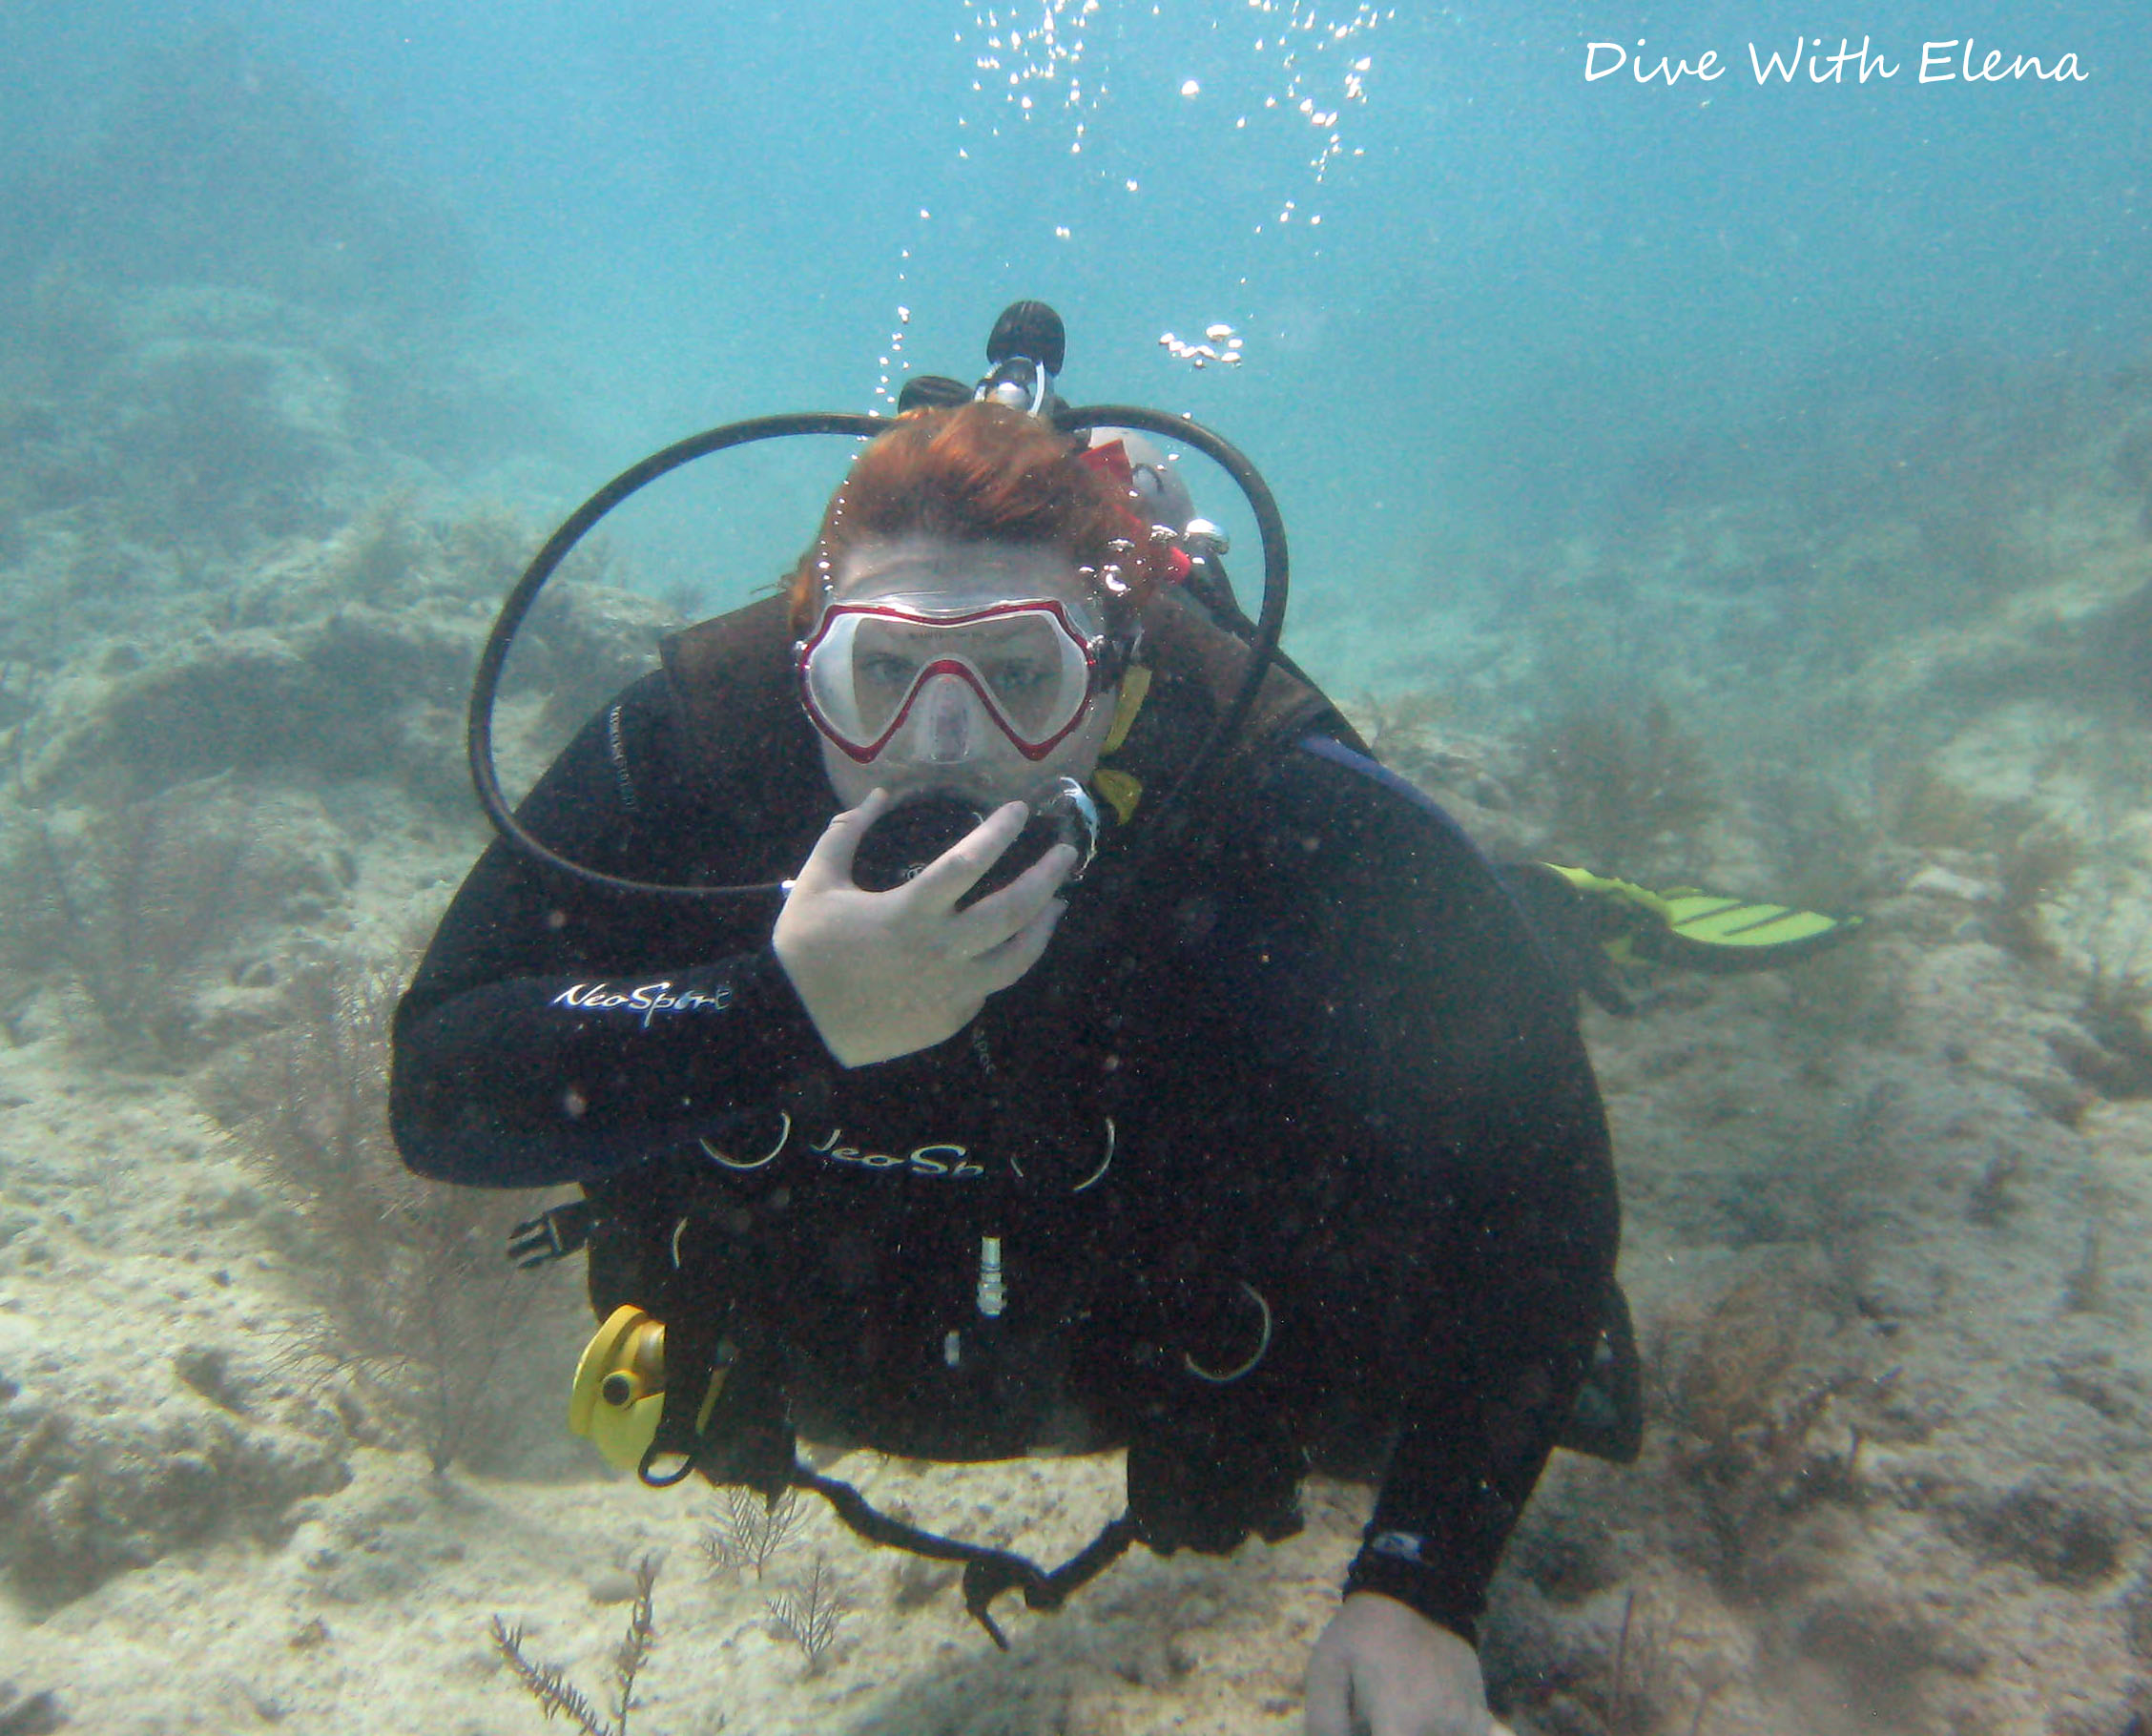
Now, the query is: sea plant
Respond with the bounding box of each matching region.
[699,1485,804,1582]
[766,1553,852,1678]
[1531,700,1715,877]
[1581,1587,1724,1736]
[5,777,258,1064]
[202,955,553,1471]
[492,1555,659,1736]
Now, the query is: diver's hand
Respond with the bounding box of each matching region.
[1304,1594,1494,1736]
[773,788,1077,1068]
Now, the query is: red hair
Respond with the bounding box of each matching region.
[786,402,1177,631]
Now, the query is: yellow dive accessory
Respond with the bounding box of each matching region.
[569,1305,669,1473]
[569,1304,737,1476]
[1542,864,1860,969]
[1090,665,1152,825]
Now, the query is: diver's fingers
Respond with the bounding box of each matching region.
[901,800,1030,909]
[791,789,893,892]
[972,898,1068,994]
[953,841,1080,956]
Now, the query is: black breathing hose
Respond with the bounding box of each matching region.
[465,408,1287,900]
[1053,403,1290,844]
[466,412,885,899]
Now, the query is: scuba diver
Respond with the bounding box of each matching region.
[391,303,1849,1735]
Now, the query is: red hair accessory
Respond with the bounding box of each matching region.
[1079,439,1193,586]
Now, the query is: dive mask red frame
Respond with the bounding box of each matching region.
[796,596,1113,764]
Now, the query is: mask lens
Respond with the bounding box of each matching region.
[800,601,1096,760]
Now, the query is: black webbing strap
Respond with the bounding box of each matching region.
[792,1464,1135,1649]
[619,1312,1136,1646]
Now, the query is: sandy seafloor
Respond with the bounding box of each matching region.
[6,378,2152,1736]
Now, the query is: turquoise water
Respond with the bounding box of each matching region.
[6,1,2140,610]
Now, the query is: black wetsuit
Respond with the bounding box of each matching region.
[391,612,1619,1643]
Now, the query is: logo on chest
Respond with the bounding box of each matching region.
[808,1126,987,1180]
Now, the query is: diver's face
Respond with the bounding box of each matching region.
[807,535,1120,811]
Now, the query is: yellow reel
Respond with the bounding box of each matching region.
[569,1305,668,1473]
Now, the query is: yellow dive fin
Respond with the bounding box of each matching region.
[1541,864,1862,972]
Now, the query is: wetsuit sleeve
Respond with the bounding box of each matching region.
[1266,739,1620,1644]
[390,675,829,1188]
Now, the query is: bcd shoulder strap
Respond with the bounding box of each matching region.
[658,593,823,797]
[1087,589,1370,836]
[1136,588,1366,768]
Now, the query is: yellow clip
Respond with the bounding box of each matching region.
[1101,664,1151,754]
[1091,767,1144,826]
[1087,665,1152,825]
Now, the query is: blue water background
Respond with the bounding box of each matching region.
[2,0,2144,638]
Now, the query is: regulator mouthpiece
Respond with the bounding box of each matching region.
[852,778,1100,903]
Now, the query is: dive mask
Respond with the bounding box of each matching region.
[797,595,1111,765]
